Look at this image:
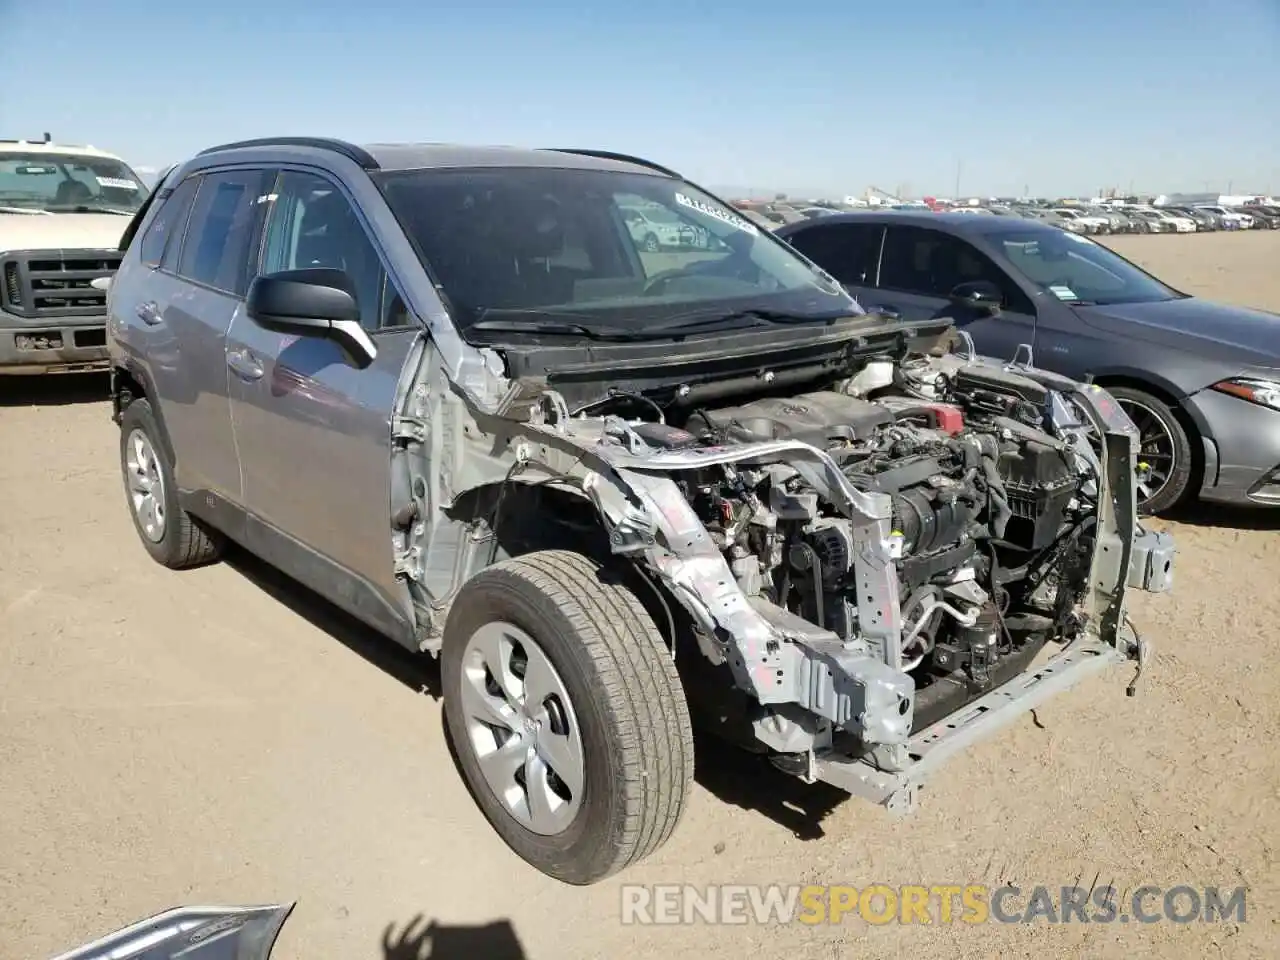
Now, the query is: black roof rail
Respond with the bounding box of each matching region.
[541,148,682,180]
[195,137,379,169]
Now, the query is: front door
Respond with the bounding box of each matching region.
[873,224,1038,362]
[224,168,420,636]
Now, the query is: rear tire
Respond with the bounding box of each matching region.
[441,549,694,885]
[119,399,224,569]
[1107,386,1195,516]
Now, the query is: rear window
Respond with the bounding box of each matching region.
[175,170,266,295]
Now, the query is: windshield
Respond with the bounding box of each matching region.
[373,165,859,334]
[0,152,147,214]
[990,227,1182,306]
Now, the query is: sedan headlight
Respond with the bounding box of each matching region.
[1211,377,1280,411]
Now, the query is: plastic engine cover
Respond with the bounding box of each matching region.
[692,391,894,447]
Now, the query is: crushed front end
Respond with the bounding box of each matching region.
[535,346,1174,813]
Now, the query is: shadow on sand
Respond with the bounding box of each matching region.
[379,915,526,960]
[224,545,442,698]
[1164,500,1280,532]
[0,371,110,407]
[225,542,850,838]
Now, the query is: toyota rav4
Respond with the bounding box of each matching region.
[106,137,1174,885]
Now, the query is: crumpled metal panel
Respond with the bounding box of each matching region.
[1127,527,1176,593]
[50,904,294,960]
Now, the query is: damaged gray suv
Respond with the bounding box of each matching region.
[106,138,1175,884]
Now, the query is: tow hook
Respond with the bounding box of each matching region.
[1124,615,1150,697]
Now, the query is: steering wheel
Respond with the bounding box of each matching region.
[642,254,762,297]
[641,267,689,297]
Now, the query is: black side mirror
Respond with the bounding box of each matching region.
[246,268,377,369]
[948,280,1003,315]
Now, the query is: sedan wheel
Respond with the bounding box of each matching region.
[1108,386,1195,515]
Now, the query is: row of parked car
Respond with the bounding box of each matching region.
[1022,203,1280,235]
[731,198,1280,236]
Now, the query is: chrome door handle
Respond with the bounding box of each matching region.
[226,348,265,381]
[137,301,162,325]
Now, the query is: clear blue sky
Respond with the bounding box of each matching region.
[4,0,1278,198]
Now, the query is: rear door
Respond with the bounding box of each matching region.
[874,224,1038,361]
[115,168,267,515]
[224,167,419,638]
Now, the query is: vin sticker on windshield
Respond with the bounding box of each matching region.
[96,177,138,190]
[1049,284,1078,300]
[674,192,758,235]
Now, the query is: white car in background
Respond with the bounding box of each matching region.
[1195,205,1253,229]
[1051,208,1111,233]
[1158,210,1197,233]
[620,204,701,251]
[1133,207,1196,233]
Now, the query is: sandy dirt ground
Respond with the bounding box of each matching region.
[2,231,1278,960]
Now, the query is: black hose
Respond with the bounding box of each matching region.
[487,459,527,565]
[981,457,1013,539]
[570,388,666,423]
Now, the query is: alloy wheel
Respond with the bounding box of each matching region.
[125,428,167,542]
[1115,398,1177,508]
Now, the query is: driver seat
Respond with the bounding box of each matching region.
[54,179,92,205]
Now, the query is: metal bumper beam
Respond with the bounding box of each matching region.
[812,639,1127,814]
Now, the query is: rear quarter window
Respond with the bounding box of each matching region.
[138,176,201,269]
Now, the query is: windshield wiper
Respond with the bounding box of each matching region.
[467,317,644,340]
[0,205,53,215]
[645,308,854,334]
[46,204,136,215]
[467,307,858,342]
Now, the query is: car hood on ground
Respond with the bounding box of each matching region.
[0,212,130,252]
[1073,296,1280,367]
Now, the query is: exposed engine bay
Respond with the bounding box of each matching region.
[533,346,1171,802]
[396,326,1175,814]
[640,358,1096,733]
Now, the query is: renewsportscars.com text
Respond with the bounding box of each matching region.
[620,884,1248,926]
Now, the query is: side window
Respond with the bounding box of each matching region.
[379,273,413,329]
[260,171,387,331]
[138,176,200,269]
[999,239,1127,301]
[879,226,1030,311]
[785,223,884,286]
[177,170,266,295]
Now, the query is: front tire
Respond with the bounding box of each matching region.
[442,550,694,885]
[1107,386,1195,515]
[119,398,224,568]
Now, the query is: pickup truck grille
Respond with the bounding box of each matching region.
[0,249,122,318]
